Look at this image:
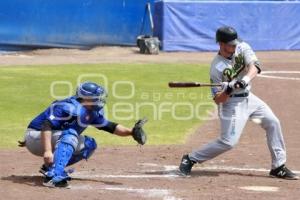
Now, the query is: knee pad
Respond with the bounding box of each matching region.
[48,129,78,179]
[67,136,97,166]
[59,129,79,150]
[82,136,97,159]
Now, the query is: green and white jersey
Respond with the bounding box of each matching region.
[210,41,259,96]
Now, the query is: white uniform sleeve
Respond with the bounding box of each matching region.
[242,42,261,73]
[242,43,258,65]
[210,63,223,97]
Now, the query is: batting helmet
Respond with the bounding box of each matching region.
[76,81,107,110]
[216,26,240,45]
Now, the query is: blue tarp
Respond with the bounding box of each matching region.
[0,0,153,51]
[154,0,300,51]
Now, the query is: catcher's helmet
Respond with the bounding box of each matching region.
[76,81,107,109]
[216,26,240,45]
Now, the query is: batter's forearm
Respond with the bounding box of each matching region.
[244,64,259,82]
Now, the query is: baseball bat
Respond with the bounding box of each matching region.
[168,82,222,88]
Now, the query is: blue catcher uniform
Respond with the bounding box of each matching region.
[28,96,109,134]
[23,82,117,185]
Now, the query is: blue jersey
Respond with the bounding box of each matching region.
[28,96,109,135]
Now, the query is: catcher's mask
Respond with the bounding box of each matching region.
[76,81,107,111]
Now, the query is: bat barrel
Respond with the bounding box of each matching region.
[168,82,200,87]
[168,82,221,88]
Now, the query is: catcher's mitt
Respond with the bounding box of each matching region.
[132,118,148,145]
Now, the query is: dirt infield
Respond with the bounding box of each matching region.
[1,46,300,66]
[1,48,300,200]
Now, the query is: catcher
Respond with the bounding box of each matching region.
[19,81,147,188]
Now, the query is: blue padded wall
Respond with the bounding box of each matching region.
[0,0,154,51]
[154,0,300,51]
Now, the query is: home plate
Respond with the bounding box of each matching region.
[239,186,279,192]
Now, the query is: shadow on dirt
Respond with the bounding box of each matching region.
[72,177,123,186]
[145,169,268,179]
[1,175,43,187]
[190,170,268,178]
[1,175,123,187]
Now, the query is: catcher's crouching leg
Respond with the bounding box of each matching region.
[67,135,97,166]
[44,129,78,187]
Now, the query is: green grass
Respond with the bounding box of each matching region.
[0,63,213,148]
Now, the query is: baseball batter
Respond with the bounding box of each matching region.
[19,81,147,188]
[179,26,299,180]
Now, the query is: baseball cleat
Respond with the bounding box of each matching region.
[43,177,71,189]
[39,164,50,176]
[178,154,195,176]
[39,164,73,181]
[269,165,299,180]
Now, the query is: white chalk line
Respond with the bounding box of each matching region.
[100,187,180,200]
[258,70,300,81]
[6,165,299,180]
[163,164,300,174]
[70,185,180,200]
[73,173,179,179]
[207,165,300,174]
[5,164,299,198]
[258,75,300,81]
[261,71,300,74]
[138,162,160,167]
[239,186,279,192]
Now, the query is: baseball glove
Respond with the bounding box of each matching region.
[132,118,148,145]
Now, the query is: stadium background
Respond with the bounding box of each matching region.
[1,1,300,200]
[1,0,300,52]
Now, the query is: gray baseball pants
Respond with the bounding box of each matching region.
[189,93,286,169]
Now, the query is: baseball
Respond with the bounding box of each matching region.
[251,118,262,124]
